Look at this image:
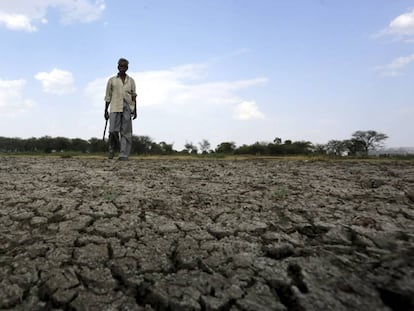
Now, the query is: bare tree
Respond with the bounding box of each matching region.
[184,141,198,154]
[199,139,211,154]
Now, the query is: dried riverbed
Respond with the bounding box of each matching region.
[0,156,413,310]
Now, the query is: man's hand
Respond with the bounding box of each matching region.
[104,110,109,120]
[132,101,137,119]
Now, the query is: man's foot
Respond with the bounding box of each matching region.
[118,157,128,161]
[108,151,114,159]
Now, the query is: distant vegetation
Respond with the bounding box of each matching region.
[0,130,401,157]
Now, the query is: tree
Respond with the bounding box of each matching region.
[54,136,70,152]
[291,141,313,154]
[344,139,366,156]
[312,144,327,155]
[24,137,38,152]
[184,141,198,154]
[88,138,106,153]
[38,136,54,153]
[149,142,163,154]
[267,143,284,155]
[71,138,89,153]
[199,139,211,154]
[273,137,282,145]
[325,140,348,156]
[0,137,15,152]
[351,130,388,155]
[249,141,268,155]
[282,140,312,155]
[158,141,174,154]
[216,142,236,154]
[131,135,153,154]
[234,144,251,155]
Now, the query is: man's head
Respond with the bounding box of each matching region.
[118,58,129,74]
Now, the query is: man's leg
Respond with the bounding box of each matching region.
[108,133,119,159]
[109,112,121,159]
[119,102,132,159]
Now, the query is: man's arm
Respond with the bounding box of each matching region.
[104,78,112,120]
[131,79,137,120]
[104,101,110,120]
[132,94,137,120]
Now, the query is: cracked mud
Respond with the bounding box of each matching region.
[0,156,413,310]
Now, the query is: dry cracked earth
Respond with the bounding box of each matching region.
[0,156,413,311]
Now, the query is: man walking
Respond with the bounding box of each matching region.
[104,58,137,160]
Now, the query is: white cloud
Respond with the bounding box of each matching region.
[0,79,36,115]
[233,101,265,120]
[58,0,106,24]
[35,68,76,95]
[388,9,414,36]
[376,53,414,76]
[85,63,267,115]
[0,0,105,31]
[133,68,267,108]
[0,12,37,32]
[376,8,414,39]
[374,9,414,76]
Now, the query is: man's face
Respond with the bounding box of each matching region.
[118,61,128,74]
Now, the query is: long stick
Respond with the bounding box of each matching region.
[103,119,108,142]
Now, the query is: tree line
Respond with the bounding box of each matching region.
[0,130,388,156]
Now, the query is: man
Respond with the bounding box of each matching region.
[104,58,137,160]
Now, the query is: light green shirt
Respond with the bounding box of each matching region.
[104,74,137,113]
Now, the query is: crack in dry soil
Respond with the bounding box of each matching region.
[0,156,413,310]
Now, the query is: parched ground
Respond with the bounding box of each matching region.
[0,156,413,311]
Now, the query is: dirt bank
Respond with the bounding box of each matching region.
[0,156,413,310]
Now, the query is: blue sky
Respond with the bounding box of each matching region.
[1,0,413,150]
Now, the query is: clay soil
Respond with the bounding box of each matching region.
[0,156,413,311]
